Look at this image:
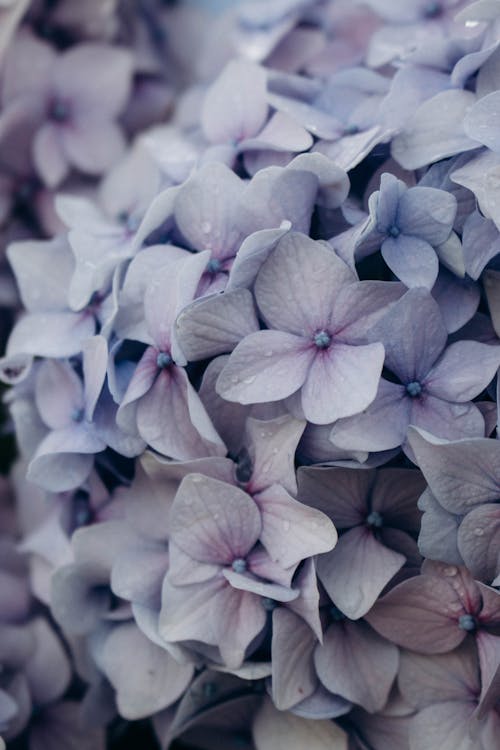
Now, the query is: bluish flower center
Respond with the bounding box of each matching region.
[387,225,400,238]
[406,381,422,398]
[423,1,442,18]
[232,558,247,574]
[344,124,359,136]
[206,258,222,274]
[261,597,277,611]
[156,351,172,369]
[71,407,84,423]
[49,99,70,123]
[458,614,478,632]
[313,330,331,349]
[366,510,383,528]
[117,211,140,234]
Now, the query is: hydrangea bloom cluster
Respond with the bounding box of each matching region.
[1,1,500,749]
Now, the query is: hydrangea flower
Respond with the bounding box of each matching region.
[216,231,402,424]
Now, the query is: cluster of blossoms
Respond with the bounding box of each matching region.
[1,0,500,749]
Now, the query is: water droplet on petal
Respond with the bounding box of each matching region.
[283,520,291,532]
[230,375,240,384]
[201,221,212,234]
[444,566,458,576]
[473,528,484,537]
[243,375,256,385]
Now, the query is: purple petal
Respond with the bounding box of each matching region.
[317,527,405,620]
[314,620,399,712]
[241,111,313,153]
[330,380,410,452]
[300,342,384,424]
[170,473,261,565]
[175,289,260,362]
[56,43,132,117]
[407,428,500,513]
[297,466,372,528]
[33,122,68,187]
[245,413,305,495]
[255,232,355,335]
[463,90,500,153]
[174,162,246,256]
[35,359,83,430]
[398,640,479,708]
[6,311,95,358]
[99,622,193,719]
[381,234,438,290]
[216,330,314,405]
[398,186,456,246]
[226,224,291,292]
[252,697,348,750]
[27,427,102,492]
[391,89,478,169]
[6,236,74,313]
[223,569,298,602]
[202,60,268,144]
[271,609,318,710]
[25,617,71,706]
[424,341,500,401]
[144,252,208,353]
[82,335,108,421]
[253,484,337,568]
[369,287,447,383]
[364,575,467,653]
[457,505,500,583]
[136,365,225,460]
[60,118,126,176]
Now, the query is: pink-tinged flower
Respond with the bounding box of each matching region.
[116,249,226,460]
[0,31,133,188]
[298,466,424,619]
[216,232,403,424]
[365,561,500,714]
[201,59,313,162]
[398,641,500,750]
[159,471,337,669]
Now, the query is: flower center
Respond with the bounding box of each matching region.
[423,1,442,18]
[156,351,172,369]
[206,258,222,274]
[232,558,247,574]
[71,407,84,423]
[49,98,70,123]
[387,224,400,238]
[406,381,422,398]
[366,510,383,528]
[458,614,478,632]
[313,330,331,349]
[117,211,140,234]
[261,597,277,611]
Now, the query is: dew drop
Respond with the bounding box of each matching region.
[201,220,212,234]
[243,375,256,385]
[283,520,291,532]
[473,528,485,537]
[444,566,458,576]
[230,375,240,384]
